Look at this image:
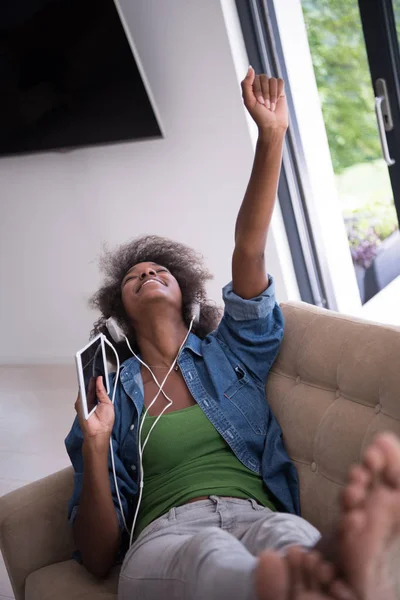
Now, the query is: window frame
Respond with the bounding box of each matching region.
[235,0,337,308]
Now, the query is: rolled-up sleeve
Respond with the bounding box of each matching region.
[216,276,284,385]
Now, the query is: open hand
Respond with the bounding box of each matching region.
[75,376,115,442]
[241,67,288,132]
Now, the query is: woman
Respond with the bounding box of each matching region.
[65,69,395,600]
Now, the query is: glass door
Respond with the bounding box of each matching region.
[301,0,400,305]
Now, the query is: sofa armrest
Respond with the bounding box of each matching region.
[0,467,75,600]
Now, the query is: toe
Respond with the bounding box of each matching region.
[347,464,371,489]
[315,559,335,588]
[303,551,321,591]
[255,551,289,600]
[362,442,386,477]
[286,546,306,593]
[339,509,366,537]
[375,432,400,487]
[330,579,357,600]
[341,482,367,511]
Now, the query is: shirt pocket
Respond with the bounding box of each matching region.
[224,365,268,435]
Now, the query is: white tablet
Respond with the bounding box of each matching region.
[75,333,110,420]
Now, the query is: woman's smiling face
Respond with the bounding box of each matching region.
[121,262,183,321]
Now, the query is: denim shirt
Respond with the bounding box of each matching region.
[65,277,300,545]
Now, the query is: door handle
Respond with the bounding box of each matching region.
[375,78,395,166]
[375,96,395,166]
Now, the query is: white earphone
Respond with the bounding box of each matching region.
[192,301,201,324]
[105,317,126,344]
[104,312,196,546]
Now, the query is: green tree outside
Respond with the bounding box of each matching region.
[301,0,381,174]
[301,0,399,257]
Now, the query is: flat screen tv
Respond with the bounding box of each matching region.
[0,0,163,157]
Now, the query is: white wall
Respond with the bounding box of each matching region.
[0,0,296,364]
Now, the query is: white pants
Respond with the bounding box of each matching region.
[118,496,321,600]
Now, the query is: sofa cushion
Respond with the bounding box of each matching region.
[25,560,119,600]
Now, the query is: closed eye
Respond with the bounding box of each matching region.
[123,274,138,285]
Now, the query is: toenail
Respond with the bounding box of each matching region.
[374,403,381,414]
[311,461,317,472]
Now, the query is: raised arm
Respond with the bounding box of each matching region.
[232,68,288,299]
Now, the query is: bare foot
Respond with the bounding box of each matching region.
[338,432,400,600]
[255,545,355,600]
[254,550,288,600]
[287,547,356,600]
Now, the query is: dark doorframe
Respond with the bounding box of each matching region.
[359,0,400,225]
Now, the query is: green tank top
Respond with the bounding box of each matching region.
[136,404,276,537]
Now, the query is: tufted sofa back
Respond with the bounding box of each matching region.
[267,301,400,536]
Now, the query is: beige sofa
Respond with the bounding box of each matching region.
[1,301,400,600]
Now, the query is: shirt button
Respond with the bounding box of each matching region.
[375,403,381,414]
[130,464,136,471]
[130,424,135,431]
[311,462,317,472]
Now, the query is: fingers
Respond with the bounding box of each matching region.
[264,76,276,110]
[243,68,284,112]
[74,392,87,430]
[252,73,264,106]
[74,393,81,414]
[277,78,285,102]
[241,66,256,106]
[259,75,270,109]
[96,376,112,405]
[265,77,284,111]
